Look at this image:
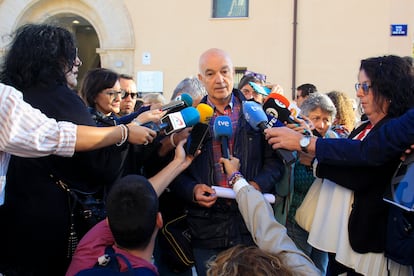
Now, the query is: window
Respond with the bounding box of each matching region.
[212,0,249,18]
[234,67,247,88]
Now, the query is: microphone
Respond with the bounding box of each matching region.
[213,116,232,159]
[187,103,214,156]
[157,106,200,135]
[161,93,193,113]
[242,101,296,165]
[263,93,296,125]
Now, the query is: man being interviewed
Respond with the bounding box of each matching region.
[170,48,285,276]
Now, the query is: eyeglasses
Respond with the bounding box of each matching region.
[104,90,123,100]
[355,83,372,95]
[244,70,267,83]
[121,90,138,99]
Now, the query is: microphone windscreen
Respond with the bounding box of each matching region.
[213,116,232,139]
[264,93,290,108]
[242,101,268,131]
[196,103,214,124]
[263,96,294,124]
[180,106,200,127]
[176,93,193,107]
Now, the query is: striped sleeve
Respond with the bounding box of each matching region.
[0,83,76,157]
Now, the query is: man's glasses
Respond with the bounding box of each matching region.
[104,90,123,100]
[244,70,267,83]
[355,83,371,95]
[121,90,138,99]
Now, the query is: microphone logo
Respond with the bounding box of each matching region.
[217,119,230,127]
[273,98,287,109]
[169,112,185,129]
[265,107,279,119]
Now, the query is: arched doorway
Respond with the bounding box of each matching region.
[0,0,135,87]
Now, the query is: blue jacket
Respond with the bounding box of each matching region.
[171,89,284,249]
[315,108,414,166]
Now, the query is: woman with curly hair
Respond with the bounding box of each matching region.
[206,244,294,276]
[0,24,153,276]
[327,90,356,138]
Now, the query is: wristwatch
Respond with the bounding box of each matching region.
[299,135,311,153]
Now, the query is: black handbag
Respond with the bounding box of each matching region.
[159,213,195,272]
[52,176,106,257]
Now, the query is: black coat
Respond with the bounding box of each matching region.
[0,84,127,276]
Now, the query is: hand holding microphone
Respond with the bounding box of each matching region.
[242,100,296,165]
[213,116,233,159]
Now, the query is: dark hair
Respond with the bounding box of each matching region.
[360,55,414,118]
[80,68,119,107]
[106,175,159,250]
[0,23,77,91]
[119,74,134,80]
[238,75,264,90]
[296,83,317,97]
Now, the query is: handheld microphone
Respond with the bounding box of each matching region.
[187,103,214,156]
[213,116,232,159]
[263,93,296,125]
[242,101,296,165]
[159,106,200,135]
[161,93,193,113]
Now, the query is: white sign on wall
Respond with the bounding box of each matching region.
[137,71,163,93]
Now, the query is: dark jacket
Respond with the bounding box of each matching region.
[316,118,400,253]
[171,89,284,249]
[0,84,127,276]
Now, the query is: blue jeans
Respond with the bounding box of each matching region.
[287,221,328,275]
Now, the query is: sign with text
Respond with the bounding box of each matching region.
[390,24,408,36]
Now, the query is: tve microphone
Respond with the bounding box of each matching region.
[187,103,214,156]
[160,106,200,135]
[161,93,193,113]
[213,116,232,159]
[263,93,296,125]
[243,101,296,165]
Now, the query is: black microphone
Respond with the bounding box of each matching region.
[242,100,296,165]
[187,103,214,156]
[263,93,296,125]
[161,93,193,114]
[213,116,232,159]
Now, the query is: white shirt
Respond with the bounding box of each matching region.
[0,83,77,205]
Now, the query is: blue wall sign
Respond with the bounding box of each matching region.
[391,24,408,36]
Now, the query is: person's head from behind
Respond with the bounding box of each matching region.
[106,175,161,251]
[238,73,267,103]
[296,83,317,107]
[206,244,294,276]
[327,90,355,132]
[300,92,336,137]
[80,68,121,116]
[355,55,414,123]
[171,77,207,107]
[0,23,78,91]
[119,74,139,115]
[198,48,234,105]
[142,92,166,109]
